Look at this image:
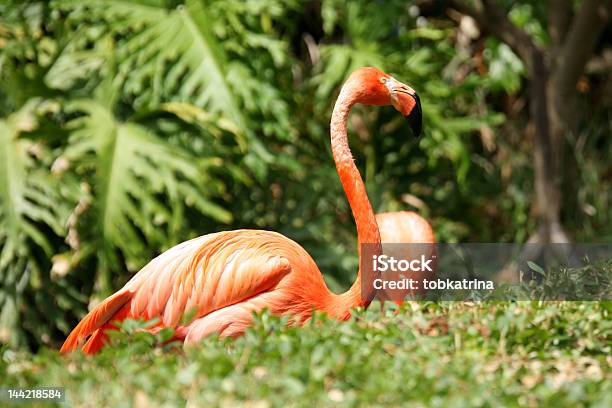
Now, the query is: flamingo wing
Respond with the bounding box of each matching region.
[61,230,295,353]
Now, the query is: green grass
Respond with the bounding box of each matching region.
[2,302,610,407]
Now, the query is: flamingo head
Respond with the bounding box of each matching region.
[347,67,422,138]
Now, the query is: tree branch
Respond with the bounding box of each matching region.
[553,0,611,99]
[548,0,572,53]
[448,0,541,71]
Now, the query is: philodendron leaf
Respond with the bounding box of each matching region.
[62,100,232,273]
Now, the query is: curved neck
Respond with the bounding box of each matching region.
[327,83,382,313]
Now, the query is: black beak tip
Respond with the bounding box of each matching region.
[406,93,422,138]
[407,113,422,138]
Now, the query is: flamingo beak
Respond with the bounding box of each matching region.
[407,93,422,138]
[387,79,422,138]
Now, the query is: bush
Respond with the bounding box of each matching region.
[2,302,610,407]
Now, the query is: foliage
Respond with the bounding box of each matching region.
[2,302,610,407]
[489,259,612,301]
[0,0,610,349]
[0,0,296,347]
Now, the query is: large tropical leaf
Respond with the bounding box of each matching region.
[60,99,233,289]
[52,0,286,180]
[54,0,245,125]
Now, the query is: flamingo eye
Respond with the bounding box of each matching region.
[380,77,388,84]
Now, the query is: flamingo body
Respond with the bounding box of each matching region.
[62,230,356,353]
[376,211,436,301]
[376,211,434,244]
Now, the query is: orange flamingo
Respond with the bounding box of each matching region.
[61,67,422,354]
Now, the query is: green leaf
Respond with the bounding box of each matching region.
[63,99,232,274]
[54,0,247,129]
[527,261,546,276]
[54,0,274,177]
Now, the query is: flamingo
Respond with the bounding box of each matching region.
[376,211,434,246]
[376,211,436,302]
[60,67,423,354]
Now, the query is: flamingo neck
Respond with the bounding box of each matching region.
[325,82,382,316]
